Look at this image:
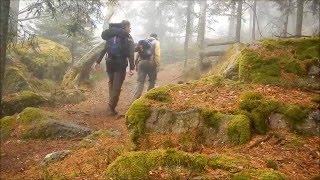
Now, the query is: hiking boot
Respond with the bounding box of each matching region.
[107,105,118,116]
[108,109,118,116]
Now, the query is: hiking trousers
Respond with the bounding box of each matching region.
[107,70,126,110]
[132,60,157,101]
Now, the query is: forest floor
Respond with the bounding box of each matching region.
[0,61,319,179]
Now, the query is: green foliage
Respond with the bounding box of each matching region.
[125,98,152,144]
[232,169,286,180]
[227,115,251,145]
[105,149,208,179]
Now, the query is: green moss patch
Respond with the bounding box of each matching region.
[237,38,320,88]
[232,169,286,180]
[144,88,171,102]
[18,107,52,125]
[200,108,224,130]
[237,91,311,135]
[208,154,248,172]
[227,115,251,145]
[126,98,152,144]
[105,149,207,179]
[1,91,48,117]
[0,116,16,140]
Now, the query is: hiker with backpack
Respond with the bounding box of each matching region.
[132,33,160,101]
[95,20,135,116]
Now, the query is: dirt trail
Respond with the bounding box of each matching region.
[0,62,184,179]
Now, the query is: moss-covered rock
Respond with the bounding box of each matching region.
[219,38,320,89]
[3,67,30,94]
[21,120,92,139]
[232,169,286,180]
[283,104,309,129]
[0,116,16,140]
[17,107,52,125]
[227,115,251,145]
[14,38,71,81]
[1,91,48,117]
[105,149,208,179]
[49,89,86,105]
[126,98,152,144]
[236,91,314,135]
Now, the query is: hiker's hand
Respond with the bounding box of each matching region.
[128,70,134,76]
[94,63,100,70]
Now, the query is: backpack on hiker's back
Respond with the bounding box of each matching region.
[101,23,129,58]
[136,39,153,60]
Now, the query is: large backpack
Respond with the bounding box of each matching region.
[137,39,152,60]
[101,24,128,58]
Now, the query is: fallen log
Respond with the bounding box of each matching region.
[199,51,225,58]
[206,41,237,47]
[62,42,105,88]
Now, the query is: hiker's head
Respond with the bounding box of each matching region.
[121,20,131,33]
[150,33,158,40]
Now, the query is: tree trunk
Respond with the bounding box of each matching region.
[0,0,11,117]
[283,0,292,37]
[252,0,257,40]
[103,5,115,30]
[62,43,104,88]
[236,0,243,42]
[228,1,236,41]
[9,0,19,41]
[295,0,304,36]
[70,37,76,65]
[184,0,194,67]
[197,0,207,66]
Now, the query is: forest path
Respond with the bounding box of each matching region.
[0,62,185,179]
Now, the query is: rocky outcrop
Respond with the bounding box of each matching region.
[1,107,92,140]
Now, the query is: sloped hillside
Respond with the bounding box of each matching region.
[121,38,319,179]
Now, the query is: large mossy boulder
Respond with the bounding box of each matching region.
[126,77,318,149]
[212,38,320,90]
[13,38,71,81]
[1,91,48,117]
[3,63,57,95]
[1,107,92,140]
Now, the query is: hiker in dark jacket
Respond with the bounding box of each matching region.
[95,20,134,116]
[132,33,160,102]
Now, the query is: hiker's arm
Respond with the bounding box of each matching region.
[154,41,161,69]
[128,36,135,70]
[97,42,108,64]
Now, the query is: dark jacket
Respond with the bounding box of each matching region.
[97,28,134,72]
